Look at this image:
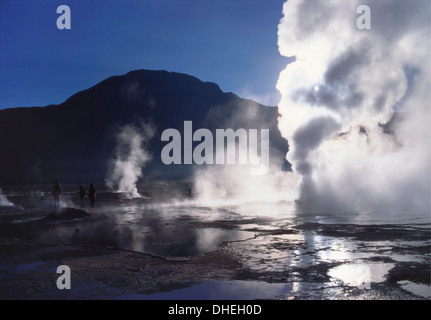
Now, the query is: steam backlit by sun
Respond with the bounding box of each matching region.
[276,0,430,214]
[105,120,156,199]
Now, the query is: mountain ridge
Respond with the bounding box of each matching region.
[0,69,288,185]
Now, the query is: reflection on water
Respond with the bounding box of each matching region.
[36,216,255,257]
[397,281,431,299]
[195,228,255,253]
[0,184,430,299]
[328,263,395,287]
[120,280,293,300]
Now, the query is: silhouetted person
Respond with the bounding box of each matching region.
[79,185,86,208]
[88,183,96,208]
[52,180,62,210]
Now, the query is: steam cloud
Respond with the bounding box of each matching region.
[105,121,155,199]
[193,165,298,206]
[277,0,430,213]
[192,101,299,206]
[0,188,13,206]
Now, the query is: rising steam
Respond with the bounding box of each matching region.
[0,188,13,206]
[105,121,155,199]
[277,0,430,213]
[192,102,299,206]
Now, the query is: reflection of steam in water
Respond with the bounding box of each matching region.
[195,228,255,253]
[397,281,431,299]
[328,263,395,287]
[35,200,256,257]
[124,280,293,300]
[2,184,429,299]
[37,218,135,250]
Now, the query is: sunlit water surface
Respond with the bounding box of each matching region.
[0,183,429,299]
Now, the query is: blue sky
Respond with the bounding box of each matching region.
[0,0,289,109]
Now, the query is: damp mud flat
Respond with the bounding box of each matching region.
[0,184,430,300]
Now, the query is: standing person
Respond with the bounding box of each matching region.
[79,185,86,208]
[52,180,62,210]
[88,183,96,208]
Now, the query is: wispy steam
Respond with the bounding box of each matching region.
[0,188,14,206]
[192,101,299,206]
[277,0,430,213]
[105,121,156,199]
[193,165,298,207]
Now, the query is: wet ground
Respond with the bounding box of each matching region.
[0,183,430,300]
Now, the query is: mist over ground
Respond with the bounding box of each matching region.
[0,188,13,207]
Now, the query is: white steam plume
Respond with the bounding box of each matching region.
[277,0,430,213]
[0,188,14,206]
[192,102,299,207]
[193,165,298,206]
[105,121,155,199]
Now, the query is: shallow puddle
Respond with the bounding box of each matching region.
[328,263,395,287]
[1,186,429,300]
[119,280,293,300]
[397,281,431,299]
[37,220,255,258]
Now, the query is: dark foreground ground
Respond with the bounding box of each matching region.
[0,184,430,300]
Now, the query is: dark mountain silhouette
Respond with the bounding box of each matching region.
[0,69,289,185]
